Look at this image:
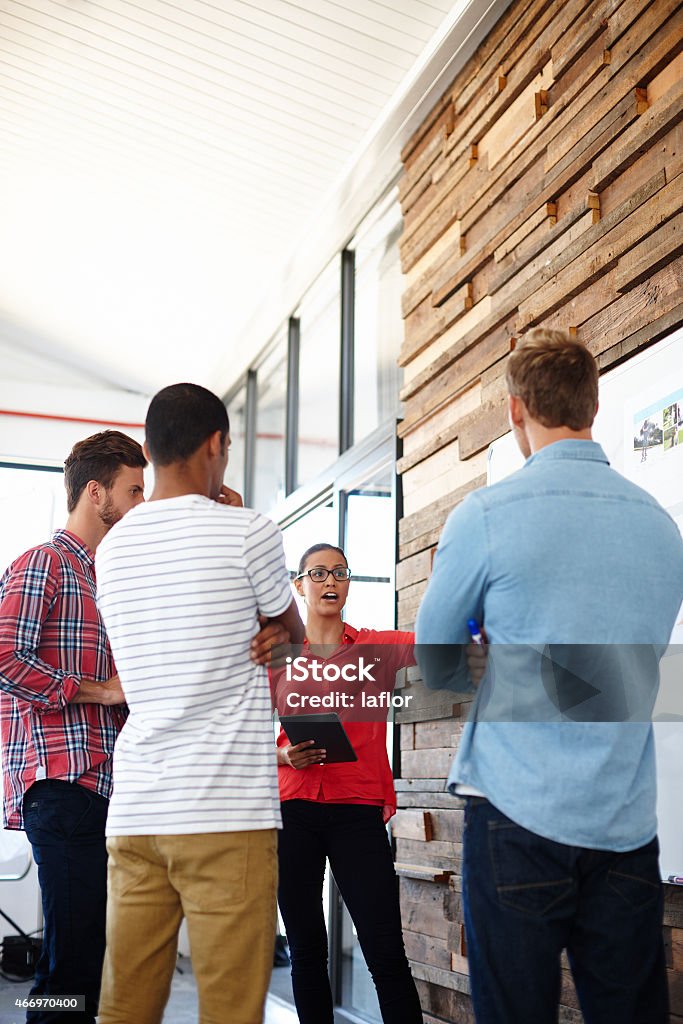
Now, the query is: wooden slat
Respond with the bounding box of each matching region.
[401,747,456,779]
[615,211,683,291]
[410,960,471,994]
[516,170,680,329]
[404,930,451,971]
[400,890,451,941]
[393,809,435,842]
[493,202,550,262]
[477,62,554,172]
[401,383,480,461]
[425,3,682,305]
[672,927,683,972]
[394,3,683,1017]
[398,791,467,809]
[405,167,661,387]
[544,85,644,178]
[395,697,472,725]
[591,76,683,190]
[402,449,487,518]
[395,777,455,792]
[399,475,486,545]
[395,548,434,590]
[648,52,683,106]
[415,719,463,749]
[550,0,610,80]
[595,302,683,372]
[457,398,510,459]
[394,863,453,884]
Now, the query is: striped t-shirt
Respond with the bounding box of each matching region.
[95,496,292,836]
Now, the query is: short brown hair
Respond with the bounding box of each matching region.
[506,329,598,430]
[64,430,147,512]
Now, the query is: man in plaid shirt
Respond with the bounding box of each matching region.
[0,431,146,1024]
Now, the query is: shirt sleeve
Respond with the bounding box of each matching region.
[0,548,80,712]
[371,629,416,671]
[243,513,294,619]
[415,492,489,692]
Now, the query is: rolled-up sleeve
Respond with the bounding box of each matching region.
[0,550,80,712]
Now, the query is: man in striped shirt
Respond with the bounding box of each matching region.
[0,430,147,1024]
[95,383,304,1024]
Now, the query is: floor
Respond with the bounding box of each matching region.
[0,958,298,1023]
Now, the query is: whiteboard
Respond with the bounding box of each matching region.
[487,331,683,879]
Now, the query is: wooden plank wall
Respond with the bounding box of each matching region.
[393,0,683,1019]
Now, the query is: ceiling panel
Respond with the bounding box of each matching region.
[0,0,457,394]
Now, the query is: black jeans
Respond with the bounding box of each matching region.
[463,797,669,1024]
[278,800,423,1024]
[22,780,109,1024]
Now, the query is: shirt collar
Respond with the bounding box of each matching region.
[342,623,359,644]
[53,529,95,566]
[525,439,609,467]
[302,622,359,648]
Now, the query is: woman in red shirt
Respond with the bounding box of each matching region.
[273,543,423,1024]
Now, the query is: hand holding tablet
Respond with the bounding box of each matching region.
[279,713,358,764]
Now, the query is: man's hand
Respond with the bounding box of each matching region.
[251,616,290,666]
[71,674,126,706]
[216,485,243,507]
[277,740,326,769]
[466,630,488,687]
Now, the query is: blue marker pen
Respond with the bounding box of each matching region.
[467,618,485,646]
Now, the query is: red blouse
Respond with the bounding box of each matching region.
[274,624,415,819]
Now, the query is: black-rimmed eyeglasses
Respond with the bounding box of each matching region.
[295,567,352,582]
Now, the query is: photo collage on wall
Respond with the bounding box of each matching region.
[633,388,683,464]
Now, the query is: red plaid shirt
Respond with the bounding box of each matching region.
[0,529,126,829]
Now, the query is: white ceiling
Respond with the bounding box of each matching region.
[0,0,502,399]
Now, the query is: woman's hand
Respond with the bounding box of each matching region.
[277,740,326,769]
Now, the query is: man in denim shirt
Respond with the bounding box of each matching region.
[416,331,683,1024]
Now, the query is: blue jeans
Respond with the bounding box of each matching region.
[463,797,668,1024]
[23,780,109,1024]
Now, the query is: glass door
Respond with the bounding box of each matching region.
[275,439,399,1024]
[332,458,396,1023]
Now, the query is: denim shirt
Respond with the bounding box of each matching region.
[415,441,683,851]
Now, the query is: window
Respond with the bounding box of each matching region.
[254,336,287,515]
[296,257,341,487]
[281,499,338,619]
[0,466,67,574]
[352,193,404,442]
[226,384,247,498]
[342,467,395,630]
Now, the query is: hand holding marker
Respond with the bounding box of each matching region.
[467,619,485,646]
[466,619,487,686]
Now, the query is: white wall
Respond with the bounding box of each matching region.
[0,380,148,466]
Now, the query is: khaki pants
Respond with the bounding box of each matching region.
[98,829,277,1024]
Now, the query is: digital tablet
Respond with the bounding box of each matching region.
[279,713,357,764]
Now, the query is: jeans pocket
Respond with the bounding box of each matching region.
[24,782,98,845]
[607,840,661,910]
[489,821,575,917]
